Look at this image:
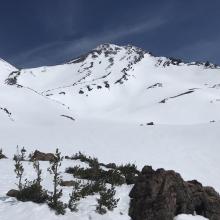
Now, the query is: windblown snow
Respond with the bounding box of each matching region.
[1,43,220,220]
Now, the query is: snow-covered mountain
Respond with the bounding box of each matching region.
[4,43,220,124]
[1,44,220,220]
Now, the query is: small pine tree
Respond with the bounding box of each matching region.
[117,163,139,184]
[33,159,42,186]
[21,147,26,161]
[28,152,34,161]
[16,159,48,203]
[14,146,24,191]
[47,148,66,215]
[0,148,6,159]
[96,184,119,215]
[68,180,82,212]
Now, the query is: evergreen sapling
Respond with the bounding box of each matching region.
[14,146,24,191]
[96,184,119,214]
[68,180,82,212]
[47,148,66,215]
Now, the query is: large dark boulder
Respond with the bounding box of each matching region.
[31,150,56,161]
[129,166,220,220]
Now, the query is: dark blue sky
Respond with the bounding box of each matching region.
[0,0,220,68]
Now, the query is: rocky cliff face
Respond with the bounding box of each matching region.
[129,166,220,220]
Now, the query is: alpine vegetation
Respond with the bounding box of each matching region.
[47,148,67,215]
[96,184,120,215]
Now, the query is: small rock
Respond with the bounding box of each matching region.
[159,99,166,103]
[146,122,154,125]
[60,180,75,187]
[7,189,19,198]
[31,150,56,161]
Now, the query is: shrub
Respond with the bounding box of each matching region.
[13,146,27,161]
[28,152,34,161]
[80,180,105,198]
[47,148,66,215]
[66,152,139,185]
[105,169,126,185]
[66,166,125,186]
[14,146,24,191]
[16,180,48,203]
[68,180,82,212]
[21,147,27,161]
[96,185,119,214]
[117,163,139,184]
[0,148,7,159]
[100,163,117,169]
[68,152,99,168]
[48,200,67,215]
[33,159,42,186]
[14,156,48,203]
[68,180,106,212]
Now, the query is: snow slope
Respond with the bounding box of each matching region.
[0,59,75,127]
[0,44,220,220]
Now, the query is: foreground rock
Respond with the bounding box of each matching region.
[30,150,56,161]
[129,166,220,220]
[7,185,48,203]
[6,189,19,197]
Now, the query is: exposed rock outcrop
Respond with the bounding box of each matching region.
[129,166,220,220]
[146,122,154,126]
[30,150,56,161]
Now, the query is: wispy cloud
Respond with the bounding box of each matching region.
[11,17,167,68]
[103,17,166,41]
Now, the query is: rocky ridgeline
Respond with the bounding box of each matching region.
[5,70,21,85]
[156,57,219,69]
[68,43,145,65]
[129,166,220,220]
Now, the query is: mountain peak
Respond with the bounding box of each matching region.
[94,43,147,55]
[95,43,120,51]
[68,43,146,65]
